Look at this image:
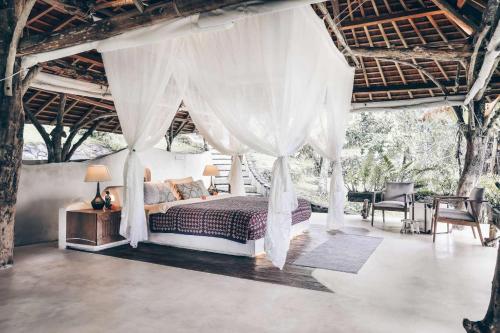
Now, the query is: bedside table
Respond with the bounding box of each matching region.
[65,209,128,252]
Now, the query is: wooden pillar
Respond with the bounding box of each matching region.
[0,1,26,268]
[456,100,489,198]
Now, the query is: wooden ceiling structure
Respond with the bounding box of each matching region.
[20,0,499,135]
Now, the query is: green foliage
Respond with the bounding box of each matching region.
[343,110,460,195]
[480,175,500,208]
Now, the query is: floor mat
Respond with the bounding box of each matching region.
[294,234,382,274]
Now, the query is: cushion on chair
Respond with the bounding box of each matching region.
[438,208,475,222]
[467,187,485,219]
[384,182,414,202]
[373,200,406,209]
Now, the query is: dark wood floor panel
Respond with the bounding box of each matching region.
[90,226,333,293]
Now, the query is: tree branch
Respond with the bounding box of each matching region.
[18,0,260,56]
[378,58,449,95]
[316,2,360,67]
[21,65,41,96]
[453,106,466,126]
[486,96,500,135]
[4,0,36,96]
[62,114,116,158]
[24,104,55,162]
[350,46,473,62]
[64,120,103,162]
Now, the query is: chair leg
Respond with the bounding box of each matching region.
[447,223,450,233]
[471,226,477,239]
[476,223,484,246]
[371,207,375,226]
[432,218,437,243]
[404,209,407,220]
[382,210,385,224]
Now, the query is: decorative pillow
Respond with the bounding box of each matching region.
[195,180,210,196]
[165,177,194,200]
[176,181,205,200]
[144,182,177,205]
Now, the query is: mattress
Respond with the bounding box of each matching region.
[149,196,312,243]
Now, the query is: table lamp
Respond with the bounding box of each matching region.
[203,165,220,195]
[84,164,111,209]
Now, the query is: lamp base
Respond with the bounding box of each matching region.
[91,194,105,210]
[208,184,218,195]
[91,182,105,210]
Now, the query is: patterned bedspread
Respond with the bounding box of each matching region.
[149,196,312,243]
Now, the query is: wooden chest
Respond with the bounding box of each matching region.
[66,209,124,246]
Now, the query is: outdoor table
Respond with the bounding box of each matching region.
[416,198,434,234]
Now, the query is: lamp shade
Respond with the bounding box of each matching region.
[203,165,220,177]
[84,165,111,182]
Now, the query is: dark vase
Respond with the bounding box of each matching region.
[91,182,105,210]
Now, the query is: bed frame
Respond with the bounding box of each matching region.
[147,219,310,257]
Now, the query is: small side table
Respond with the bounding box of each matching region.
[65,208,128,252]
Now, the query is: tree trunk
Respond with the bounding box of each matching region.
[0,1,23,268]
[456,102,489,198]
[51,93,66,163]
[464,213,500,332]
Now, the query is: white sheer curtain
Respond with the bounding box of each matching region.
[309,65,354,230]
[184,85,249,196]
[100,40,185,247]
[185,7,333,268]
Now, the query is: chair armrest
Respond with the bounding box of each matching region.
[433,195,468,200]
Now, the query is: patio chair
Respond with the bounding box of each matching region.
[371,182,415,226]
[432,187,486,246]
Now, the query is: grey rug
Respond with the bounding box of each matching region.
[293,234,383,274]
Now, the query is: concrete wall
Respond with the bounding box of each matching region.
[15,148,212,246]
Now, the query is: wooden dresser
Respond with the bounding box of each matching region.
[66,209,126,250]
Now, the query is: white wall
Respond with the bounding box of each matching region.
[15,148,212,246]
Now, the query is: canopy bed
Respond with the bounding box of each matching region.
[29,2,354,269]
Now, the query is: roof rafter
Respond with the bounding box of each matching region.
[340,8,444,30]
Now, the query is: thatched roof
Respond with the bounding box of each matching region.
[22,0,499,134]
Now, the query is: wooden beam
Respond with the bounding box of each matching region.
[34,94,59,116]
[430,0,478,35]
[353,79,470,93]
[351,95,466,112]
[27,6,54,25]
[350,46,473,61]
[19,0,264,56]
[316,2,359,67]
[340,8,444,30]
[378,58,449,94]
[4,0,36,96]
[67,94,115,111]
[41,0,88,19]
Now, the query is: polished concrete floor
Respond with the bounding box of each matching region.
[0,214,496,333]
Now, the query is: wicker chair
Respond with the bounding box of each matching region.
[432,187,486,246]
[371,182,415,226]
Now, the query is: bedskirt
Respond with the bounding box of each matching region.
[149,196,312,243]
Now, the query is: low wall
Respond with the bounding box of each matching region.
[15,148,212,246]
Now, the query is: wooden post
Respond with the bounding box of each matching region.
[0,1,34,268]
[462,0,500,330]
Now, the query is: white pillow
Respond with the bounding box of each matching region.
[144,182,176,205]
